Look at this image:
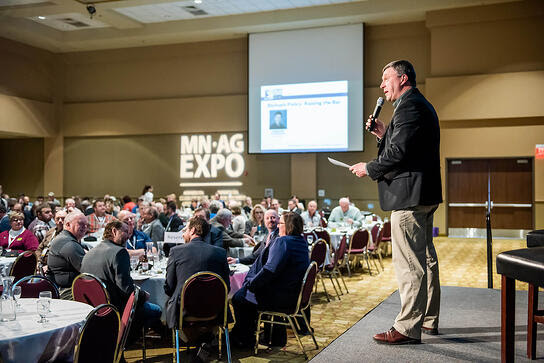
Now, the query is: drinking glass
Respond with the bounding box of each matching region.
[13,286,21,307]
[36,298,50,323]
[146,242,154,256]
[130,257,138,271]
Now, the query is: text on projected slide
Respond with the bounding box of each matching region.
[260,81,348,152]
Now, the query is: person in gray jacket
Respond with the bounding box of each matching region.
[210,208,253,250]
[140,206,164,243]
[81,220,161,333]
[47,211,88,299]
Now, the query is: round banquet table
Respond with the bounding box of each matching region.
[0,256,16,276]
[132,263,250,321]
[0,298,93,363]
[326,221,380,250]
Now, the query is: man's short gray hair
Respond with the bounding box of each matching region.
[215,208,232,223]
[382,60,416,87]
[65,211,85,224]
[339,197,350,205]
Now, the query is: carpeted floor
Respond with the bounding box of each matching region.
[124,237,530,362]
[311,286,544,362]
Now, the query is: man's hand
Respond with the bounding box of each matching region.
[227,257,237,264]
[346,218,354,225]
[244,237,255,246]
[350,162,368,178]
[366,115,386,139]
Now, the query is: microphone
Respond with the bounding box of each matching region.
[367,97,384,132]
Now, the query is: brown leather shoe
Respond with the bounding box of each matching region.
[421,326,439,335]
[373,327,421,345]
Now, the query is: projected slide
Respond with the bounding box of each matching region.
[260,80,348,152]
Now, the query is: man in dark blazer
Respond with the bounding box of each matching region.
[227,209,279,266]
[193,207,223,248]
[164,216,230,330]
[350,60,442,345]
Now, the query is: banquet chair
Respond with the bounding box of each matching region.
[9,251,37,282]
[73,303,121,363]
[322,235,349,295]
[173,271,230,363]
[367,225,385,272]
[381,221,392,256]
[310,239,338,301]
[13,275,59,298]
[72,273,110,307]
[313,229,331,248]
[254,262,319,359]
[347,229,372,276]
[116,286,140,363]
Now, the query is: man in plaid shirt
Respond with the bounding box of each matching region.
[30,204,54,243]
[86,199,115,237]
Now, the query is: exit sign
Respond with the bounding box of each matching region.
[537,144,544,160]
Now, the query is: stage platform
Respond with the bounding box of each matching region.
[311,286,544,362]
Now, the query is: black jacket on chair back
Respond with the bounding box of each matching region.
[366,87,442,211]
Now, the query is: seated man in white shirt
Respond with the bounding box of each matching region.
[301,200,321,227]
[328,197,362,228]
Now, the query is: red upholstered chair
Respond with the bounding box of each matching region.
[72,273,110,307]
[310,239,338,301]
[381,221,392,256]
[347,229,372,276]
[254,262,319,359]
[73,304,121,363]
[13,275,59,298]
[173,272,230,363]
[9,251,37,282]
[313,229,331,248]
[367,224,384,272]
[323,235,349,295]
[116,286,140,363]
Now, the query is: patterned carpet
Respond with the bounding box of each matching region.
[124,237,527,362]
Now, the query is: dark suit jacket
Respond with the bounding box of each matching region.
[366,87,442,211]
[165,214,184,232]
[164,237,230,328]
[243,234,309,312]
[239,228,278,265]
[204,225,223,248]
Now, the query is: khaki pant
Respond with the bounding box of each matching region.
[391,204,440,340]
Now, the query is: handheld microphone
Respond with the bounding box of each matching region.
[367,97,384,132]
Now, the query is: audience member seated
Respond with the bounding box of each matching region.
[243,197,253,216]
[231,205,247,235]
[328,197,363,228]
[118,210,151,257]
[209,201,222,219]
[0,211,39,252]
[246,205,266,236]
[122,195,136,212]
[140,206,165,243]
[287,198,302,215]
[164,216,230,332]
[230,212,310,347]
[210,209,253,249]
[165,201,183,232]
[0,205,9,233]
[29,204,54,243]
[301,200,321,227]
[64,198,81,213]
[86,198,115,237]
[81,220,161,334]
[193,208,223,248]
[271,199,284,214]
[47,212,88,299]
[36,210,67,272]
[229,209,279,266]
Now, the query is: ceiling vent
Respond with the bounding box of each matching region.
[181,5,208,16]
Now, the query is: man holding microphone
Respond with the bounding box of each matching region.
[350,60,442,345]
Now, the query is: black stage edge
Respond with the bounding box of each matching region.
[311,286,544,362]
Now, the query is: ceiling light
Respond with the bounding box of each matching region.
[194,0,202,4]
[38,16,46,20]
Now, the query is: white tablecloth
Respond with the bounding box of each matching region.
[327,222,380,250]
[0,298,93,363]
[0,257,16,276]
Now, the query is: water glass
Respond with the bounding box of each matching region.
[12,286,21,307]
[146,242,154,256]
[37,298,50,323]
[130,257,138,271]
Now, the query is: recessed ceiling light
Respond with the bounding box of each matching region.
[38,16,46,20]
[194,0,202,4]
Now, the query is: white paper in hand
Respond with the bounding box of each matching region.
[327,157,351,169]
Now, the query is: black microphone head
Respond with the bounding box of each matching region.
[377,97,384,107]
